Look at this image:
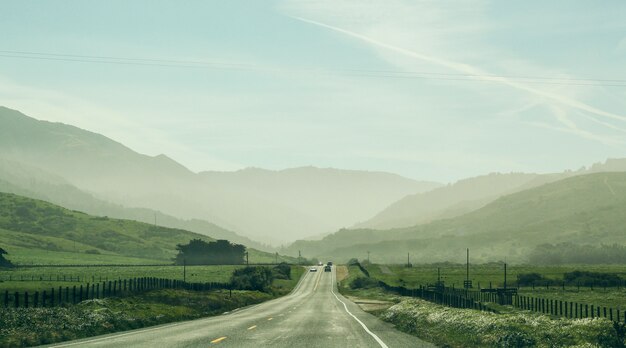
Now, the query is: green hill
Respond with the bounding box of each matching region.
[357,159,626,231]
[0,192,296,265]
[0,157,270,251]
[286,172,626,264]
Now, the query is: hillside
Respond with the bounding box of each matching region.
[0,157,270,251]
[357,158,626,230]
[0,192,296,265]
[286,172,626,263]
[0,106,440,243]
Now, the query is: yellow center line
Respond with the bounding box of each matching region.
[267,317,273,321]
[211,336,227,344]
[247,325,257,330]
[313,269,322,291]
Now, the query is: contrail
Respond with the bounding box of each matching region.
[292,16,626,124]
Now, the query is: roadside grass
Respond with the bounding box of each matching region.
[0,266,304,348]
[364,263,626,308]
[339,262,626,346]
[380,298,624,348]
[366,264,626,289]
[0,289,272,348]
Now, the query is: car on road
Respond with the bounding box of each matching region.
[324,265,331,272]
[309,267,317,272]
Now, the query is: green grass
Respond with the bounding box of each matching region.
[0,265,305,347]
[380,298,624,348]
[364,263,626,288]
[357,263,626,310]
[0,289,273,348]
[0,265,244,292]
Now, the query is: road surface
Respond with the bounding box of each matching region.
[47,266,435,348]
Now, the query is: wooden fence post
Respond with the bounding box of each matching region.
[24,291,29,308]
[50,288,55,307]
[3,290,8,308]
[14,292,19,308]
[42,291,46,307]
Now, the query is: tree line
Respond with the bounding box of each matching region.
[174,239,245,265]
[527,243,626,264]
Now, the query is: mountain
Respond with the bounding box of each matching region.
[0,192,297,265]
[286,172,626,263]
[356,172,544,229]
[0,106,440,243]
[0,157,268,251]
[357,158,626,230]
[197,167,440,243]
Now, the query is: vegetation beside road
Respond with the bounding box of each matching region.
[0,265,304,348]
[338,262,626,347]
[381,298,624,348]
[0,289,271,348]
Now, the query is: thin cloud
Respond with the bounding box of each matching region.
[291,16,626,126]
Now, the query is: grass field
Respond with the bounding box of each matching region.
[354,263,626,309]
[364,263,626,289]
[0,265,305,293]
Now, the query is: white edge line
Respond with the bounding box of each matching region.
[331,269,389,348]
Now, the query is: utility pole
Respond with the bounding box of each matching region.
[504,262,507,290]
[245,251,249,266]
[407,252,410,268]
[464,248,472,289]
[154,213,157,227]
[298,250,301,265]
[183,258,186,283]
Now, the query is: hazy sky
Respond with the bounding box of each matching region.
[1,1,625,182]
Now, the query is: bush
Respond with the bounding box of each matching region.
[272,263,291,280]
[350,277,379,289]
[564,271,623,287]
[230,267,274,292]
[517,273,556,286]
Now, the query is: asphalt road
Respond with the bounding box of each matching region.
[47,266,435,348]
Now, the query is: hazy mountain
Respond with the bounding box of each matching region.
[0,157,271,251]
[0,192,297,265]
[0,106,440,244]
[356,158,626,230]
[287,172,626,263]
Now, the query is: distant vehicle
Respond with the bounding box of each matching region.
[327,261,333,266]
[324,265,331,272]
[309,267,317,272]
[318,262,323,266]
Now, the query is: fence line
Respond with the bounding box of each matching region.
[376,280,625,323]
[2,277,230,309]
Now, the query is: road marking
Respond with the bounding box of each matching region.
[313,269,322,291]
[267,317,273,321]
[330,271,389,348]
[247,325,257,330]
[211,336,227,344]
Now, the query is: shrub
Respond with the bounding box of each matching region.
[350,277,379,289]
[230,267,274,292]
[272,263,291,280]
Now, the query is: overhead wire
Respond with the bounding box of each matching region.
[1,50,625,87]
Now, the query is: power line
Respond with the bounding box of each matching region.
[1,49,625,87]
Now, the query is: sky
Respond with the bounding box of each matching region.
[1,0,625,183]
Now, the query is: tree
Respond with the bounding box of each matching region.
[0,247,14,268]
[174,239,246,265]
